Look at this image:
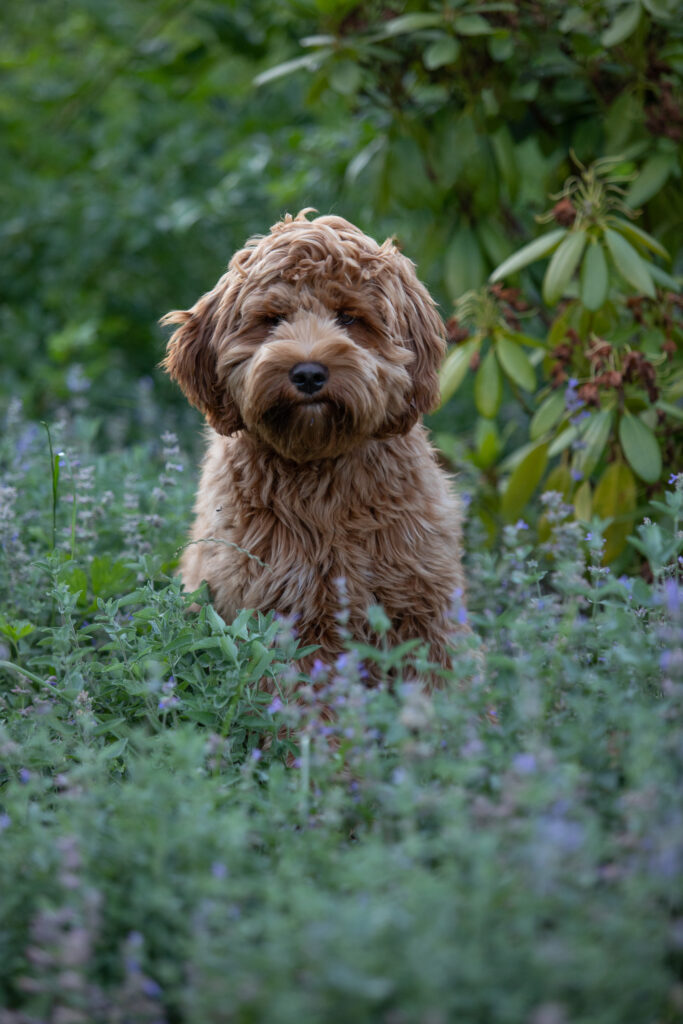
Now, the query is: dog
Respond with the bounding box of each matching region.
[161,211,468,680]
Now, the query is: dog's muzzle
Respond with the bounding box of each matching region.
[289,362,329,396]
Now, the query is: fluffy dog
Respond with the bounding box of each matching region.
[162,211,468,679]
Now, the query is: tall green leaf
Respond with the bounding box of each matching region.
[618,412,662,483]
[573,408,614,479]
[542,230,586,305]
[495,333,536,392]
[580,240,609,311]
[439,336,481,405]
[474,347,503,418]
[593,461,637,563]
[604,228,656,298]
[530,392,566,440]
[501,442,549,522]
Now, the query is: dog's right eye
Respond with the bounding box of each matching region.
[263,315,282,327]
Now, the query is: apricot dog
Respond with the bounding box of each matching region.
[162,211,467,676]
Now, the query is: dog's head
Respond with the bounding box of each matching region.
[161,211,445,462]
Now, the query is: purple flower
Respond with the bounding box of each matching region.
[141,978,162,999]
[251,748,262,762]
[664,578,681,615]
[267,696,283,714]
[18,768,31,784]
[513,752,537,775]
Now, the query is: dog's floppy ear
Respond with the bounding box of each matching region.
[399,267,446,416]
[160,283,244,436]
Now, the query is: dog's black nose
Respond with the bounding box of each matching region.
[289,362,329,395]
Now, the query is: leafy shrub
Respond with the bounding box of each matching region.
[258,0,683,556]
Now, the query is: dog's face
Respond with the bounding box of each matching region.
[161,212,445,462]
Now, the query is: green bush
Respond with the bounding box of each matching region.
[259,0,683,556]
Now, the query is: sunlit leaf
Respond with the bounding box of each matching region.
[548,423,580,457]
[543,231,587,305]
[439,336,481,405]
[618,412,662,482]
[604,228,656,298]
[530,391,566,439]
[489,228,567,283]
[254,52,330,86]
[377,13,445,36]
[573,408,614,479]
[495,332,536,391]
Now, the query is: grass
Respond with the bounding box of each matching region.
[0,397,682,1024]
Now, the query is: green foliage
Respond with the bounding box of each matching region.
[255,0,683,562]
[1,404,682,1021]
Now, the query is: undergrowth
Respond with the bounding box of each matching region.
[1,401,682,1024]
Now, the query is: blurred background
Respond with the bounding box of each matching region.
[2,0,682,557]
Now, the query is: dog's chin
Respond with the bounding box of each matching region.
[254,399,369,462]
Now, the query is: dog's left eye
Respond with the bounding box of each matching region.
[263,315,283,327]
[337,312,356,327]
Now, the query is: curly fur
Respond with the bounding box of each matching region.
[162,211,468,676]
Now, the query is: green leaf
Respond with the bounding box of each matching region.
[445,225,486,297]
[501,442,549,522]
[580,240,609,311]
[474,347,503,418]
[648,263,681,291]
[329,60,362,95]
[254,52,330,86]
[495,332,536,391]
[548,423,580,457]
[379,13,445,36]
[618,412,662,482]
[607,217,670,261]
[544,464,572,499]
[489,228,567,283]
[592,462,637,562]
[490,125,519,200]
[530,391,566,439]
[454,14,494,35]
[423,35,460,69]
[542,231,587,305]
[626,152,675,208]
[601,2,641,47]
[604,228,656,297]
[573,479,593,521]
[656,400,683,422]
[573,408,614,479]
[474,417,502,469]
[439,336,481,405]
